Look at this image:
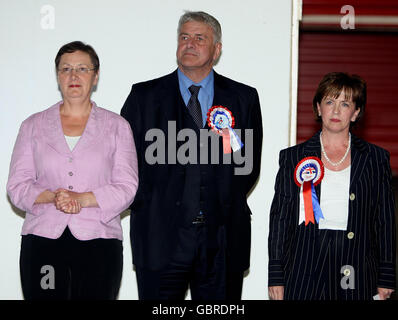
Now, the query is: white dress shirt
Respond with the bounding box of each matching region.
[299,165,351,230]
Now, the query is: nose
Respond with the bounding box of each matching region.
[70,69,79,79]
[186,38,195,48]
[333,104,340,114]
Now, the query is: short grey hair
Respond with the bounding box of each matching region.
[177,11,222,44]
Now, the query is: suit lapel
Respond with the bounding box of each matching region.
[346,134,369,232]
[349,133,369,188]
[42,101,105,156]
[303,131,322,199]
[303,131,322,158]
[211,72,245,198]
[43,101,71,156]
[158,70,186,132]
[212,72,238,127]
[72,101,105,154]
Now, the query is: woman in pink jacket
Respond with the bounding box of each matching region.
[7,41,138,300]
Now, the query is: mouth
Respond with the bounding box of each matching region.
[69,84,81,88]
[330,118,341,122]
[183,51,197,56]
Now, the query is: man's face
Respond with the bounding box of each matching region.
[176,21,221,75]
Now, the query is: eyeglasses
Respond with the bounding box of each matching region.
[58,66,96,74]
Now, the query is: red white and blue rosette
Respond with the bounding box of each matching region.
[294,156,325,226]
[207,105,243,153]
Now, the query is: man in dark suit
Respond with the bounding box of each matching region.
[121,11,262,300]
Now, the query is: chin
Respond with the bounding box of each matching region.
[179,56,200,64]
[65,95,85,101]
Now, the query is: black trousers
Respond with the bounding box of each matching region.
[136,224,243,300]
[20,227,123,300]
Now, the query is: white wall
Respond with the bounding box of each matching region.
[0,0,292,299]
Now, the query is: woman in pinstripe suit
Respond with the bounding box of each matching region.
[268,72,396,300]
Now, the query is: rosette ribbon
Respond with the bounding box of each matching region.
[207,106,243,154]
[294,157,325,226]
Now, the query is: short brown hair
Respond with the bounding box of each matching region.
[312,72,366,124]
[55,41,99,72]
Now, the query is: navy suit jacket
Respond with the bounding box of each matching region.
[268,131,396,300]
[121,69,263,271]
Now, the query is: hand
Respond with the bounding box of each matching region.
[60,199,82,214]
[54,189,81,214]
[378,287,394,300]
[34,190,56,204]
[268,286,284,300]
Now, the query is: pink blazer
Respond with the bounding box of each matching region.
[7,101,138,240]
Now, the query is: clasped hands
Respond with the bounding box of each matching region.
[35,189,97,214]
[54,189,83,214]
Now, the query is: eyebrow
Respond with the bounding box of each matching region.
[179,32,208,38]
[60,63,90,66]
[324,97,353,103]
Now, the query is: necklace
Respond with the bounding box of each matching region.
[320,131,351,167]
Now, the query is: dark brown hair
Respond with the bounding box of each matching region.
[55,41,99,72]
[312,72,366,124]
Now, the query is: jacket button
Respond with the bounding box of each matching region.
[68,172,73,176]
[349,193,355,201]
[68,186,73,190]
[347,232,354,239]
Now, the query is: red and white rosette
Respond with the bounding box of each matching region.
[294,156,324,226]
[207,105,243,153]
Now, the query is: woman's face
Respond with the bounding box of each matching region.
[57,50,98,104]
[317,90,360,134]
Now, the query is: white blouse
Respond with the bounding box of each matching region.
[64,135,81,151]
[299,165,351,230]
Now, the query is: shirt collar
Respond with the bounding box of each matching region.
[177,68,214,97]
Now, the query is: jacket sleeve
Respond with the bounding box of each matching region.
[268,148,295,286]
[7,117,48,214]
[234,88,263,194]
[375,149,396,289]
[246,88,263,193]
[92,118,139,224]
[121,85,142,160]
[120,84,146,213]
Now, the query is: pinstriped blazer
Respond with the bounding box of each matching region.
[268,131,396,300]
